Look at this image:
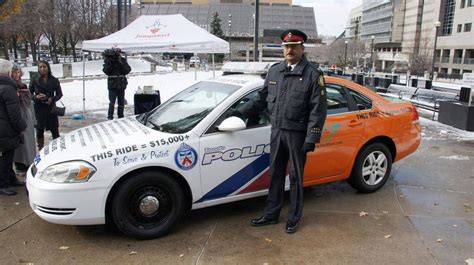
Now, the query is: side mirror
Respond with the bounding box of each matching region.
[357,104,366,110]
[217,117,246,132]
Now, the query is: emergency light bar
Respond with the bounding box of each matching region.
[222,62,277,75]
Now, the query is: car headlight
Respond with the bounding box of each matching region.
[38,161,96,183]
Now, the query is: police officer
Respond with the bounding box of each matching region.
[238,29,327,234]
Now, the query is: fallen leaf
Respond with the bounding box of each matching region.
[179,254,184,258]
[453,224,458,228]
[399,195,405,198]
[14,202,20,205]
[23,241,27,245]
[465,258,474,265]
[384,235,392,239]
[437,238,443,243]
[382,211,389,214]
[464,203,471,208]
[264,238,272,243]
[359,211,368,217]
[466,209,471,213]
[59,246,69,250]
[434,202,439,206]
[129,251,137,256]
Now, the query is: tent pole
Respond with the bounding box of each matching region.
[212,53,215,77]
[82,52,86,121]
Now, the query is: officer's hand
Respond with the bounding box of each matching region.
[301,142,315,153]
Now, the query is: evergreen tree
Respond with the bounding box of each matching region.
[209,11,225,62]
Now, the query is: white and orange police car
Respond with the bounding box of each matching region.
[27,63,421,239]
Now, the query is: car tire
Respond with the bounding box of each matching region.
[111,171,185,239]
[348,143,392,193]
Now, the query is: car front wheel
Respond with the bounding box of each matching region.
[348,143,392,193]
[111,171,185,239]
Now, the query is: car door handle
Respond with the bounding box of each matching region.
[348,120,363,127]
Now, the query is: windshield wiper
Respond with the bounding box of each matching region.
[148,119,162,131]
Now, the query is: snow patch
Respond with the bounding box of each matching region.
[438,155,470,161]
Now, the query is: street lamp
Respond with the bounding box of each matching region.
[431,21,441,80]
[370,35,375,73]
[344,40,348,71]
[228,14,232,61]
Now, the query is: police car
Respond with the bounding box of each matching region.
[27,62,421,239]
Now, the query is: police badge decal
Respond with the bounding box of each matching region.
[175,143,198,170]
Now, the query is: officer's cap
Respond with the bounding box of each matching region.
[281,29,308,45]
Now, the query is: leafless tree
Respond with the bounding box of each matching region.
[408,37,433,76]
[15,1,44,64]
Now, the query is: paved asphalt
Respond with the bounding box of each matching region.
[0,110,472,265]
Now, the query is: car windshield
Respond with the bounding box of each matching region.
[138,81,241,134]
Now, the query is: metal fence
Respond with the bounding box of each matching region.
[437,72,463,80]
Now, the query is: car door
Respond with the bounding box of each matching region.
[305,83,366,181]
[197,88,271,203]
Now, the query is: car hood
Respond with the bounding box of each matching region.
[35,117,159,169]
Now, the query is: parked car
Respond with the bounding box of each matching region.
[27,62,421,239]
[189,56,200,67]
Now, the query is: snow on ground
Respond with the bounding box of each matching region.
[21,59,153,79]
[61,70,221,113]
[420,117,474,141]
[438,155,470,161]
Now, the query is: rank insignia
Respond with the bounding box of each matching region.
[318,75,325,87]
[321,89,325,96]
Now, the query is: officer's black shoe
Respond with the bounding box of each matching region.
[285,221,298,234]
[250,216,279,227]
[0,188,17,196]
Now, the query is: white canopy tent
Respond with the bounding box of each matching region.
[80,14,229,119]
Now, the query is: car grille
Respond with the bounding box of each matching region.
[35,205,76,215]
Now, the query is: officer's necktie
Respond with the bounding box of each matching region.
[287,65,292,72]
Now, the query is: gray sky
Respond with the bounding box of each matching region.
[293,0,362,37]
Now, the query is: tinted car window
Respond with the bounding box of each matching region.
[325,83,349,115]
[348,89,372,110]
[206,88,269,134]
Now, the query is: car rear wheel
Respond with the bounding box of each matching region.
[348,143,392,193]
[111,171,185,239]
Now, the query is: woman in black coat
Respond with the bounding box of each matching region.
[29,60,63,150]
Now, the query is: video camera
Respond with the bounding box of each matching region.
[102,48,122,58]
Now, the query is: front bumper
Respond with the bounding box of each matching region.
[26,168,108,225]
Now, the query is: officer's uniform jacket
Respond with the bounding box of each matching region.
[240,56,327,144]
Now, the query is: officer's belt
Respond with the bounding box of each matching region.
[107,75,127,78]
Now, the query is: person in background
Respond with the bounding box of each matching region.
[0,59,27,196]
[102,48,131,120]
[11,63,35,181]
[29,60,63,150]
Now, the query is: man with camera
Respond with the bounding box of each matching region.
[102,48,131,120]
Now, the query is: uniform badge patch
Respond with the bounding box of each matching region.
[321,89,325,96]
[318,75,325,87]
[269,81,277,85]
[175,143,198,170]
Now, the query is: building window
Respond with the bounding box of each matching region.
[461,0,466,8]
[457,24,463,32]
[441,0,456,36]
[465,23,472,32]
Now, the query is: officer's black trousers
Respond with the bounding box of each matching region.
[263,128,307,224]
[108,89,125,119]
